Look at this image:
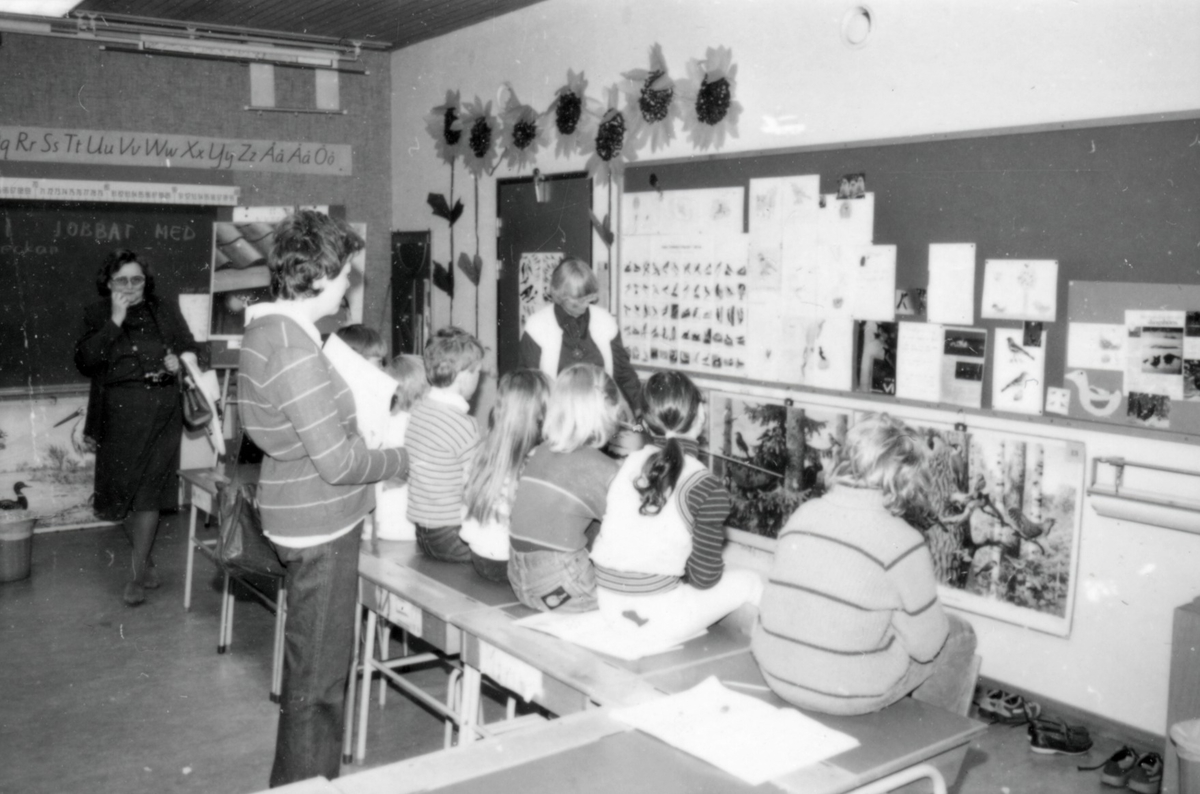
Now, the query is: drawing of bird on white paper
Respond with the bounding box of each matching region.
[1006,338,1036,361]
[1064,369,1122,417]
[1000,372,1029,398]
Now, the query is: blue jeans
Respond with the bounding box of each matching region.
[507,548,597,613]
[415,523,471,563]
[268,524,361,787]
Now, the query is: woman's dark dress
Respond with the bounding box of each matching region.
[75,298,206,521]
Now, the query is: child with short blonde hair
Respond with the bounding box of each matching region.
[460,369,551,582]
[406,327,485,562]
[373,354,428,541]
[752,413,976,716]
[506,363,622,611]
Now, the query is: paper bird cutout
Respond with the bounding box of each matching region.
[1064,369,1122,416]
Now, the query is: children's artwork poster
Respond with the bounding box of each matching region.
[904,422,1086,637]
[707,392,849,539]
[895,322,944,403]
[941,326,987,409]
[621,187,744,238]
[517,251,563,333]
[1125,310,1185,400]
[1066,323,1126,371]
[894,287,926,318]
[854,320,898,396]
[0,392,110,531]
[980,259,1058,323]
[620,234,749,375]
[779,316,854,392]
[992,327,1046,415]
[926,243,976,325]
[814,193,874,247]
[748,175,821,237]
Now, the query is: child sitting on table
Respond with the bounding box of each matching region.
[751,413,977,716]
[406,326,484,562]
[373,354,427,541]
[507,363,622,612]
[590,371,763,646]
[460,368,551,583]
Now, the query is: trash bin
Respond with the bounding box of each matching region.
[1172,718,1200,794]
[0,517,36,582]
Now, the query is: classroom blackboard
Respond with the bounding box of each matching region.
[623,116,1200,436]
[0,201,216,390]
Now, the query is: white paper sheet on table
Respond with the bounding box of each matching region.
[322,333,398,449]
[926,243,976,325]
[612,676,860,786]
[513,610,705,661]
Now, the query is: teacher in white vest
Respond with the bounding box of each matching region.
[519,258,642,413]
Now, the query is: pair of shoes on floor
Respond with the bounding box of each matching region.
[1028,716,1093,755]
[1078,746,1163,793]
[975,686,1042,725]
[124,581,146,606]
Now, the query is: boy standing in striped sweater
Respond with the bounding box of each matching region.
[405,326,484,562]
[752,413,976,717]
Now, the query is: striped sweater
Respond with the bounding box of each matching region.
[404,390,480,527]
[591,439,730,593]
[508,444,619,553]
[238,311,408,539]
[751,485,949,716]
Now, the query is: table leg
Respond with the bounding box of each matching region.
[356,608,379,763]
[185,501,198,611]
[458,665,483,747]
[342,599,363,764]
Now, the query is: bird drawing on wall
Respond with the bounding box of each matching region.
[0,482,30,511]
[1006,338,1035,361]
[734,431,751,459]
[1064,369,1122,417]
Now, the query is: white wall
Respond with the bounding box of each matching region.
[391,0,1200,735]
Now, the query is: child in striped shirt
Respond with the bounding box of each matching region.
[405,327,483,562]
[590,371,763,646]
[751,413,977,716]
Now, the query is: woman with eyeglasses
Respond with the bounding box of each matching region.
[75,248,206,606]
[519,259,643,452]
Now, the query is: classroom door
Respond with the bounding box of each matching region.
[495,172,592,377]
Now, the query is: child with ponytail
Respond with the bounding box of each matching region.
[589,371,762,646]
[460,369,551,582]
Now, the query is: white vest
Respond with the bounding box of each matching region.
[591,445,707,577]
[524,304,617,379]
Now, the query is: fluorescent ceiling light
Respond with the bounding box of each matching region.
[0,1,80,16]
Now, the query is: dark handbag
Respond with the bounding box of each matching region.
[216,473,285,578]
[180,373,213,432]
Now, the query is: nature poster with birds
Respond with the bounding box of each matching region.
[0,393,108,530]
[707,392,849,538]
[906,422,1085,637]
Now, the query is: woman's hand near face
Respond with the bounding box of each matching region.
[110,291,134,326]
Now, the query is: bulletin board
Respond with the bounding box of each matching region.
[0,201,217,390]
[621,115,1200,439]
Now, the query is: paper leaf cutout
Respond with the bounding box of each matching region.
[432,260,455,297]
[457,252,483,286]
[590,211,614,248]
[427,193,465,226]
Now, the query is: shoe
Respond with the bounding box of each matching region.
[123,581,146,606]
[1028,717,1093,755]
[975,687,1042,725]
[1127,752,1163,794]
[1077,745,1138,786]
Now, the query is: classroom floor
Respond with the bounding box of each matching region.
[0,515,1151,794]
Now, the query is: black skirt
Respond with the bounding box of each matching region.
[93,382,182,521]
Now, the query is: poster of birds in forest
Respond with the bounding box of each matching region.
[904,422,1085,636]
[706,392,849,538]
[0,393,108,530]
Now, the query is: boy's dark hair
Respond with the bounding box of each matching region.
[96,249,156,300]
[269,210,364,300]
[423,326,484,388]
[336,324,385,359]
[636,371,703,515]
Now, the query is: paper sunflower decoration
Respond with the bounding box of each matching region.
[499,85,550,172]
[584,84,635,186]
[550,70,593,158]
[678,46,742,151]
[621,44,679,153]
[459,96,500,179]
[425,90,465,164]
